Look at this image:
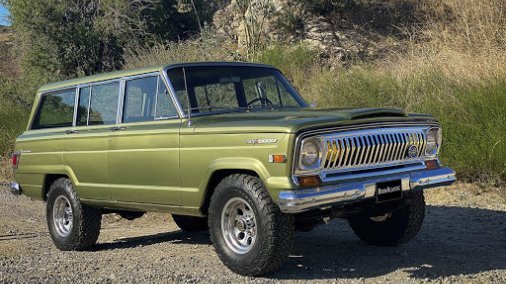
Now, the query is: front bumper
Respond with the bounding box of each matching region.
[278,167,456,213]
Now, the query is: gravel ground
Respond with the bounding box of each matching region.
[0,183,505,283]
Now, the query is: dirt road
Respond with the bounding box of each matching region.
[1,184,505,283]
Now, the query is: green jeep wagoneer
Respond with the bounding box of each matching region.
[10,62,456,276]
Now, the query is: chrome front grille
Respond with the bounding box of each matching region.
[321,128,427,170]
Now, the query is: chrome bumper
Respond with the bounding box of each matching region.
[9,182,22,196]
[278,167,456,213]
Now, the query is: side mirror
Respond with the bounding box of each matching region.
[309,102,317,108]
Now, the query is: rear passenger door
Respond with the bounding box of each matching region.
[107,74,182,205]
[63,81,120,201]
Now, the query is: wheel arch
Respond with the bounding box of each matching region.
[41,166,78,201]
[199,158,270,215]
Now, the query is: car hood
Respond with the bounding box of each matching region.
[189,108,438,134]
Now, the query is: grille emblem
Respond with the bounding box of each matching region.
[407,145,418,158]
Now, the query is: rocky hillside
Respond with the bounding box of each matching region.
[213,0,505,64]
[213,0,429,61]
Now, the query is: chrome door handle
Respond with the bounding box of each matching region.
[65,130,79,135]
[110,126,127,132]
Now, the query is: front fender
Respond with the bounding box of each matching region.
[205,157,272,184]
[200,158,294,205]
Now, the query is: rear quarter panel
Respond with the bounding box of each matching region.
[14,130,66,200]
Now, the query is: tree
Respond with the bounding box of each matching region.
[235,0,274,58]
[1,0,215,81]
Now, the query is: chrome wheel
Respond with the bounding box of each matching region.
[221,197,257,254]
[53,195,73,237]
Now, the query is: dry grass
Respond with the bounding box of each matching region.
[0,155,13,183]
[420,0,506,48]
[0,32,11,43]
[389,0,506,84]
[123,31,239,69]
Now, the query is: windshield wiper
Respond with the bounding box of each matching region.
[248,105,301,112]
[188,106,250,114]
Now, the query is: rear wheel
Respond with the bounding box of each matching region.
[46,178,102,251]
[208,174,294,276]
[348,190,426,246]
[172,214,208,232]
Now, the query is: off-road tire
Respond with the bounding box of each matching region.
[172,214,208,232]
[348,190,425,246]
[46,178,102,251]
[208,174,294,276]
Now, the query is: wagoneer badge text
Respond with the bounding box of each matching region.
[246,138,278,145]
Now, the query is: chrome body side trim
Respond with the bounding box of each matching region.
[279,167,456,214]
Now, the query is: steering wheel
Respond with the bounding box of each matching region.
[247,97,273,107]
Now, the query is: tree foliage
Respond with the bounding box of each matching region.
[1,0,215,81]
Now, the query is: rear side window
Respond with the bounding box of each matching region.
[76,82,120,126]
[32,89,76,129]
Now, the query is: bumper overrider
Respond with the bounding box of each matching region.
[278,167,456,213]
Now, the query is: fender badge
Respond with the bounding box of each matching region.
[247,138,278,145]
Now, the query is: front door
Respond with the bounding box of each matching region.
[107,75,182,205]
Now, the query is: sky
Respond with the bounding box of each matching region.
[0,4,10,26]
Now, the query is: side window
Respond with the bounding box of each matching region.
[166,68,188,113]
[88,82,119,125]
[77,87,91,126]
[32,89,75,129]
[155,79,178,119]
[123,76,158,123]
[122,76,178,123]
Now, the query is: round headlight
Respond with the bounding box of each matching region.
[301,139,321,167]
[425,127,441,156]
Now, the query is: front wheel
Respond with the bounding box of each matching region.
[348,190,426,246]
[46,178,102,251]
[208,174,294,276]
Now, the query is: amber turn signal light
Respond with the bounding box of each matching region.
[269,154,287,163]
[425,159,439,170]
[297,175,321,187]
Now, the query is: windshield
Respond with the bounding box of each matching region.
[165,66,307,115]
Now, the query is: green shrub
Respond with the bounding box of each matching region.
[0,77,35,155]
